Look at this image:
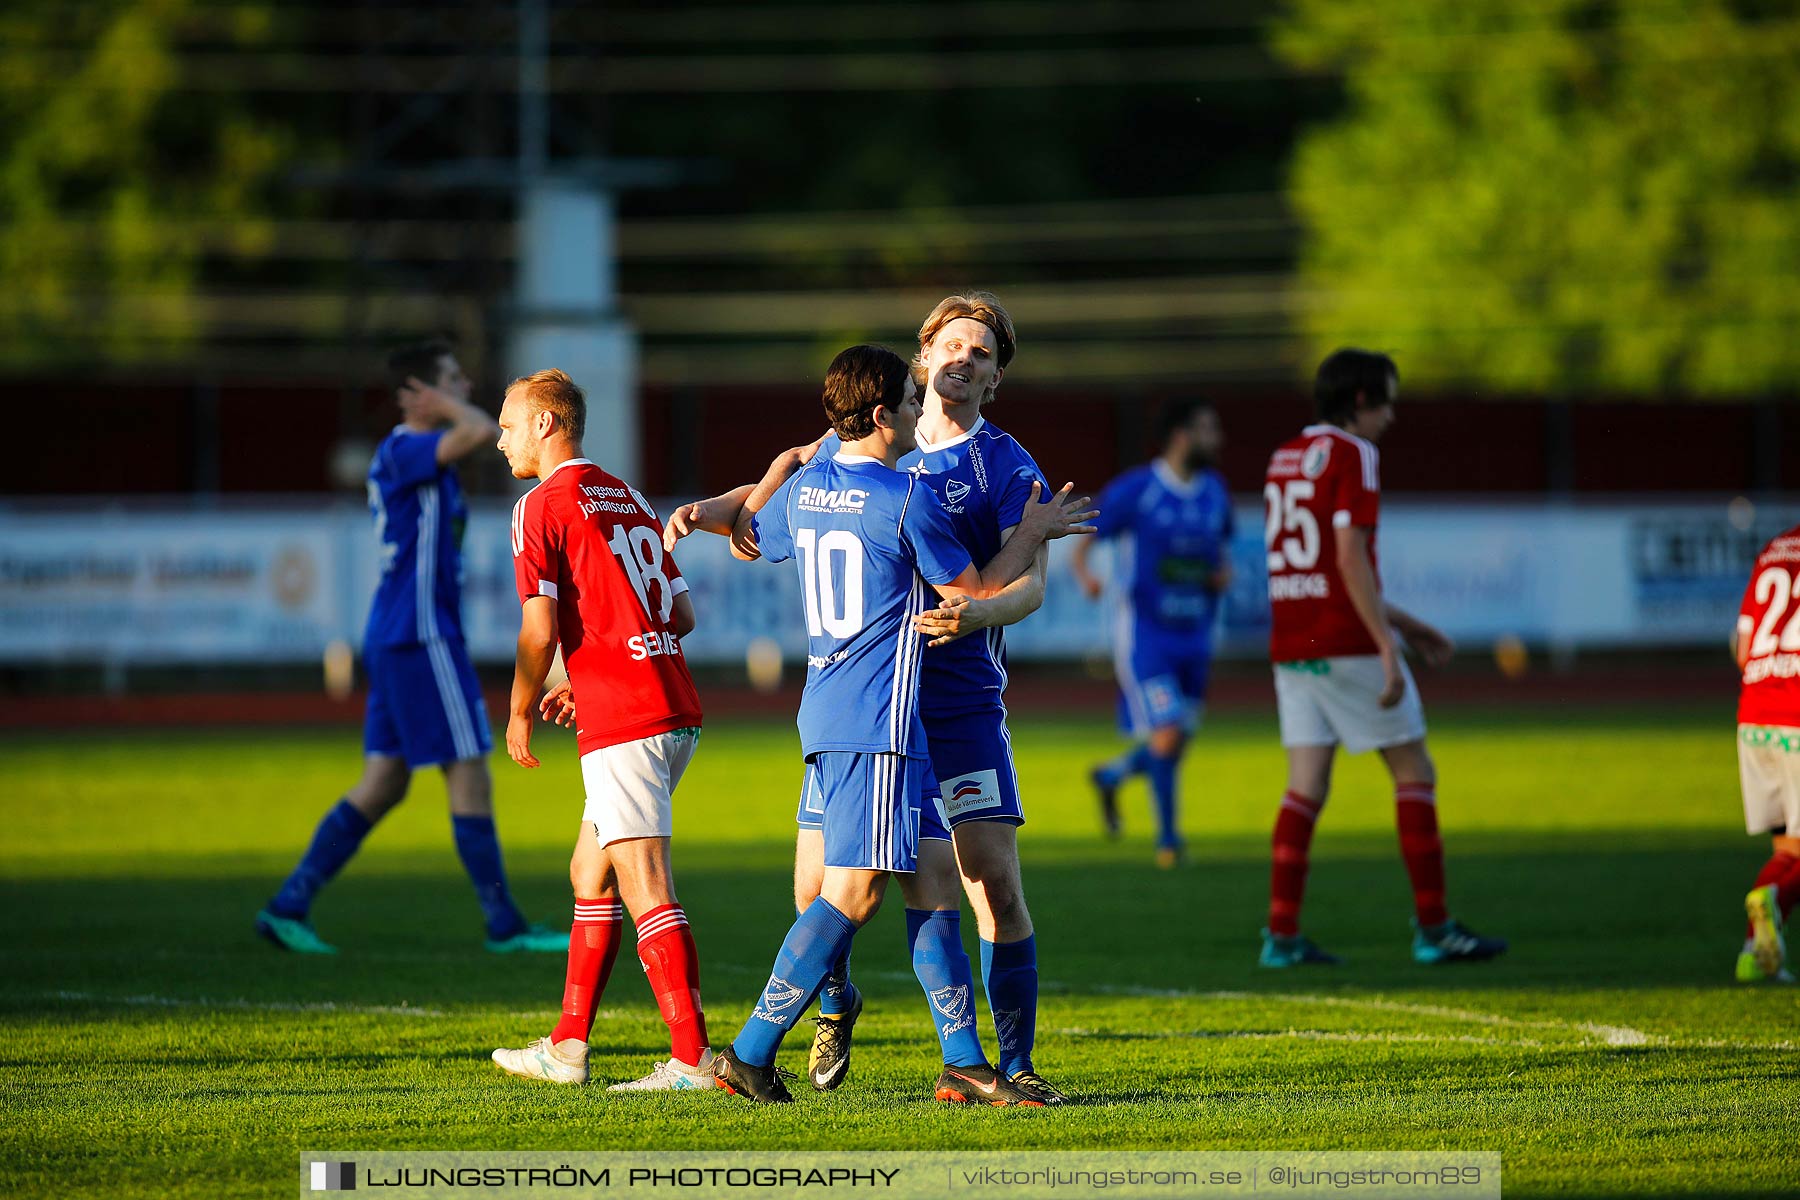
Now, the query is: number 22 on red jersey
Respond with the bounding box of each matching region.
[1738,526,1800,726]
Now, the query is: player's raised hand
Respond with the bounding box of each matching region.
[1017,481,1099,542]
[398,376,455,422]
[539,680,577,727]
[506,712,540,768]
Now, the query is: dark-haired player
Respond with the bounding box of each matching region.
[1731,522,1800,983]
[257,343,563,956]
[1072,399,1234,866]
[1260,348,1505,967]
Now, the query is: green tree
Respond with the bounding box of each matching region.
[0,0,285,366]
[1272,0,1800,395]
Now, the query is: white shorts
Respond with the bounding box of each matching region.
[579,726,701,847]
[1738,724,1800,835]
[1274,655,1427,753]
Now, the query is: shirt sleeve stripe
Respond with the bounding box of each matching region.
[537,580,558,598]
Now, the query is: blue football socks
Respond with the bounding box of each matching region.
[450,814,528,941]
[906,908,987,1068]
[267,799,371,919]
[734,897,858,1068]
[816,921,857,1018]
[1146,750,1182,851]
[1095,742,1153,789]
[980,934,1040,1078]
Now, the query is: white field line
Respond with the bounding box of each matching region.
[34,986,1798,1052]
[1076,984,1658,1048]
[1050,1026,1547,1049]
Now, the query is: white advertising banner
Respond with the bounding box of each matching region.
[2,498,1794,665]
[0,511,346,663]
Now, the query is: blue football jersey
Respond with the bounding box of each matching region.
[1093,460,1235,636]
[362,427,469,648]
[753,452,972,759]
[814,419,1048,715]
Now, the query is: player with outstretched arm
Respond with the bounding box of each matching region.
[667,294,1092,1104]
[712,344,1052,1104]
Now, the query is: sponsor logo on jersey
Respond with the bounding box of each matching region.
[798,486,869,513]
[1741,725,1800,752]
[968,443,990,492]
[940,769,1003,817]
[626,630,683,661]
[1744,653,1800,686]
[1301,439,1331,480]
[1269,572,1331,601]
[752,975,806,1023]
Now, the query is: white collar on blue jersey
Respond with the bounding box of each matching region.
[913,415,985,454]
[543,457,597,481]
[832,452,884,466]
[1151,457,1206,497]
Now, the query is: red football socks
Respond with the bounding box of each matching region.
[550,898,623,1045]
[1396,783,1448,929]
[636,903,708,1067]
[1747,854,1799,934]
[1778,856,1800,918]
[1269,791,1323,937]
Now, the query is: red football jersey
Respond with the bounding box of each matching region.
[1264,424,1384,662]
[1737,524,1800,727]
[511,458,703,755]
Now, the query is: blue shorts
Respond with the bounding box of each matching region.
[1114,621,1212,738]
[363,638,493,768]
[922,706,1025,830]
[800,757,948,843]
[797,752,924,873]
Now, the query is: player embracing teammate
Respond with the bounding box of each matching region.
[668,293,1091,1104]
[1260,349,1506,967]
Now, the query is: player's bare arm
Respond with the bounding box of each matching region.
[726,436,829,559]
[507,596,559,768]
[669,590,697,638]
[400,376,501,464]
[1335,524,1404,708]
[664,485,754,552]
[1386,603,1454,668]
[914,538,1049,648]
[1071,532,1103,600]
[913,484,1096,645]
[661,437,826,559]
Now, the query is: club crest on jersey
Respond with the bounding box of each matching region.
[944,479,972,509]
[752,975,806,1023]
[940,769,1003,818]
[1301,439,1331,479]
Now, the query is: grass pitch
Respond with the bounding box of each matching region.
[2,705,1796,1197]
